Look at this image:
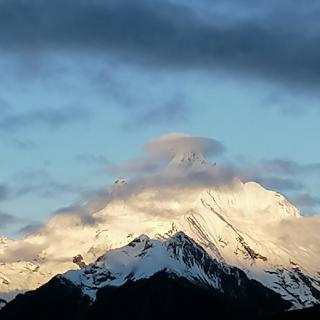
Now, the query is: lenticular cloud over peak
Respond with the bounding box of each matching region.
[110,132,226,176]
[144,132,225,161]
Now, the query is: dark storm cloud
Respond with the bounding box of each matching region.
[1,0,320,89]
[0,106,90,132]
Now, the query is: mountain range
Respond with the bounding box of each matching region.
[0,151,319,319]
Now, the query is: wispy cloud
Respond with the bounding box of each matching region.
[11,169,91,200]
[75,154,112,168]
[0,106,90,132]
[0,184,9,201]
[248,176,304,192]
[17,222,44,236]
[293,193,320,207]
[0,211,19,229]
[257,159,320,176]
[124,96,189,129]
[290,193,320,215]
[239,158,320,194]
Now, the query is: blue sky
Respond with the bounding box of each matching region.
[1,0,320,237]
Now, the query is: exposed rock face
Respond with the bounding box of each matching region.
[72,255,86,269]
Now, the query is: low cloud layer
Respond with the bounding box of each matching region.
[75,133,320,223]
[0,241,47,263]
[0,132,319,268]
[273,215,320,259]
[2,133,320,234]
[107,133,320,201]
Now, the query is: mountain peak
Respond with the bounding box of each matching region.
[57,230,292,317]
[167,150,213,170]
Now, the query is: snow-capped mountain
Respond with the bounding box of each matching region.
[0,232,291,320]
[0,152,319,310]
[64,231,277,301]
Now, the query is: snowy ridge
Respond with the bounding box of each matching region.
[63,231,285,308]
[63,232,225,299]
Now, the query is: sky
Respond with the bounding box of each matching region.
[1,0,320,238]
